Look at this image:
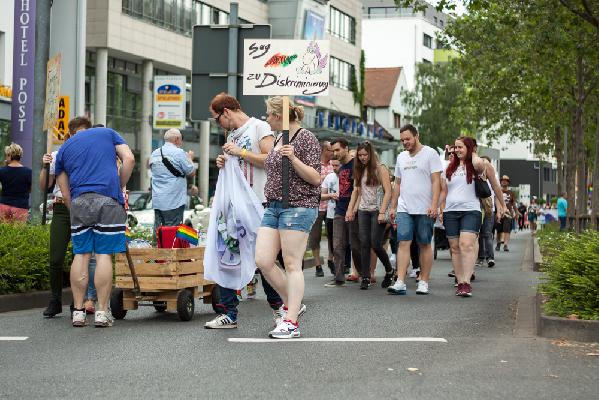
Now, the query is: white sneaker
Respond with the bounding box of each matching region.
[387,280,407,295]
[416,280,429,295]
[269,320,300,339]
[94,310,113,327]
[72,310,87,327]
[273,304,307,326]
[409,269,419,278]
[204,314,238,329]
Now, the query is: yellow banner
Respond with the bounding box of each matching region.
[53,96,69,144]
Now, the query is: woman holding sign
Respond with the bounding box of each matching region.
[255,96,321,339]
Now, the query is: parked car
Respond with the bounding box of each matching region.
[127,191,205,230]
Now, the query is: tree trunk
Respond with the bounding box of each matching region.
[566,110,576,221]
[574,54,587,221]
[554,125,563,194]
[592,113,599,226]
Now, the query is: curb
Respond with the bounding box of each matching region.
[535,293,599,343]
[532,237,543,272]
[0,288,73,314]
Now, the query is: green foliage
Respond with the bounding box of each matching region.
[402,61,475,149]
[351,50,366,119]
[0,223,60,294]
[538,229,599,320]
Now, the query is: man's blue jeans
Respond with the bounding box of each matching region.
[217,271,283,320]
[559,216,567,231]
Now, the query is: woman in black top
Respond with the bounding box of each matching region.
[0,143,32,223]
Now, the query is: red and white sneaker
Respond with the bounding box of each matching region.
[461,283,472,297]
[269,319,300,339]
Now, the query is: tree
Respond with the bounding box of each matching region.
[351,50,366,120]
[402,61,473,150]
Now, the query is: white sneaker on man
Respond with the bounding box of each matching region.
[94,310,113,327]
[72,310,87,327]
[387,280,407,295]
[409,268,420,278]
[204,314,238,329]
[416,280,429,295]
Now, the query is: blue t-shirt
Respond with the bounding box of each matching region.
[557,197,567,217]
[54,127,127,204]
[335,158,354,216]
[0,166,32,209]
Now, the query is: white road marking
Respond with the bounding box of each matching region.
[0,337,29,341]
[228,337,447,343]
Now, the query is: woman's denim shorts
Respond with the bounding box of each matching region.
[261,201,318,233]
[443,210,482,239]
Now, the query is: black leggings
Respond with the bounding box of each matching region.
[357,210,393,278]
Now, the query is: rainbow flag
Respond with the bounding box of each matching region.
[176,224,198,245]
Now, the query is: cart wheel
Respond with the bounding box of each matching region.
[110,288,127,320]
[153,301,167,313]
[177,289,194,321]
[434,247,438,260]
[210,285,221,313]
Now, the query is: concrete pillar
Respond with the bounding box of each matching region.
[199,120,210,206]
[94,48,108,125]
[139,59,154,191]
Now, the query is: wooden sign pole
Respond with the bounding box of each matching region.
[281,96,290,208]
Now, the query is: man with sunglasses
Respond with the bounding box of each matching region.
[204,92,294,329]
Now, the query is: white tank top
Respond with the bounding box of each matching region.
[444,165,481,212]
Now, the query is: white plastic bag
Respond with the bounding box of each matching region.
[203,157,264,290]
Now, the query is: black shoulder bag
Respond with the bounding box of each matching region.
[160,147,184,178]
[474,175,492,198]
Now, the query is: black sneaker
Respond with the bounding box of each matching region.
[381,273,394,289]
[487,259,495,268]
[448,270,455,277]
[495,242,502,251]
[43,300,62,318]
[503,245,509,252]
[360,278,370,290]
[471,273,476,281]
[315,265,324,277]
[327,260,335,275]
[343,267,350,275]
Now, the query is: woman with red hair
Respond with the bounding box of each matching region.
[440,136,503,297]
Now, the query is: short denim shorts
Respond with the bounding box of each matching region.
[396,213,435,245]
[261,201,318,233]
[443,210,482,239]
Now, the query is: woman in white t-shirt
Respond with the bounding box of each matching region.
[440,136,489,297]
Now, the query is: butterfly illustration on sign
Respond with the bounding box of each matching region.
[297,41,329,75]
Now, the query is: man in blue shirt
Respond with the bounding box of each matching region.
[149,128,196,232]
[557,192,568,231]
[55,125,135,328]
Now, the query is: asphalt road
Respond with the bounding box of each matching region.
[1,231,598,400]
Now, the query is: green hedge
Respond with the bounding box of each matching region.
[538,229,599,320]
[0,223,71,295]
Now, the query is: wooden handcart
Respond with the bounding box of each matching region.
[110,246,219,321]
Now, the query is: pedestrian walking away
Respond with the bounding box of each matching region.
[307,140,334,277]
[496,175,516,252]
[255,96,321,339]
[388,124,443,296]
[40,117,99,317]
[325,138,362,288]
[54,122,135,327]
[345,141,394,289]
[0,143,32,223]
[204,92,286,330]
[440,136,505,297]
[557,192,568,231]
[150,128,196,233]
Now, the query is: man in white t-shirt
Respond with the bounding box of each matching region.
[320,159,340,275]
[388,124,443,296]
[205,93,284,329]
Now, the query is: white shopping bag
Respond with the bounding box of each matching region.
[203,157,264,290]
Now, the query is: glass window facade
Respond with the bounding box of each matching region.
[122,0,230,36]
[329,7,356,44]
[423,33,433,48]
[330,57,354,91]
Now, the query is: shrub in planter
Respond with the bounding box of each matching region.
[539,230,599,320]
[0,223,72,294]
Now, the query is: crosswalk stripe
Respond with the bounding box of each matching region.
[228,337,447,343]
[0,337,29,341]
